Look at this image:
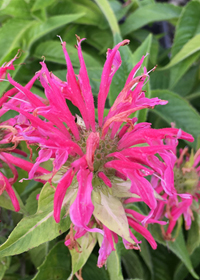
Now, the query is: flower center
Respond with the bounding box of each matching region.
[174,166,199,195]
[78,126,118,173]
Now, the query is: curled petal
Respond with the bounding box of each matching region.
[0,172,20,212]
[54,168,75,223]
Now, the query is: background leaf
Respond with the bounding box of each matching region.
[120,3,181,35]
[32,241,71,280]
[151,90,200,148]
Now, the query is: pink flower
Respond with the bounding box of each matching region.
[4,36,194,266]
[152,144,199,240]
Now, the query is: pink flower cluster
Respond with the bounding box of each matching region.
[0,36,197,267]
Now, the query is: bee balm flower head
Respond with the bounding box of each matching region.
[4,36,194,266]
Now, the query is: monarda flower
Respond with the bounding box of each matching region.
[4,36,193,266]
[0,52,49,212]
[152,141,199,240]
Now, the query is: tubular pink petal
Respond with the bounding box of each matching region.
[1,152,50,175]
[61,41,90,129]
[86,132,100,171]
[29,149,52,179]
[40,62,80,140]
[7,73,44,108]
[70,168,94,227]
[125,56,145,86]
[98,172,112,188]
[76,36,96,131]
[97,225,115,268]
[0,172,20,212]
[128,217,157,249]
[98,39,130,127]
[54,168,74,223]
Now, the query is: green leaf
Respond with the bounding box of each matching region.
[0,188,27,215]
[94,0,120,35]
[0,18,33,65]
[0,13,84,96]
[25,188,41,216]
[150,225,199,279]
[0,0,32,19]
[0,256,10,280]
[31,0,56,11]
[168,52,200,89]
[32,241,71,280]
[47,0,107,27]
[171,65,198,96]
[107,244,124,280]
[34,40,101,67]
[171,0,200,58]
[70,232,97,274]
[24,13,85,48]
[93,192,134,245]
[150,243,179,280]
[187,211,200,255]
[174,246,200,280]
[122,250,144,279]
[0,0,11,10]
[82,254,109,280]
[163,34,200,69]
[29,243,48,269]
[139,239,154,279]
[120,3,181,36]
[0,183,70,258]
[151,90,200,148]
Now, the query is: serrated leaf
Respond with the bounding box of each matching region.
[171,0,200,58]
[151,90,200,148]
[34,40,101,67]
[70,232,97,274]
[0,183,70,258]
[32,241,71,280]
[94,0,120,35]
[120,3,181,36]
